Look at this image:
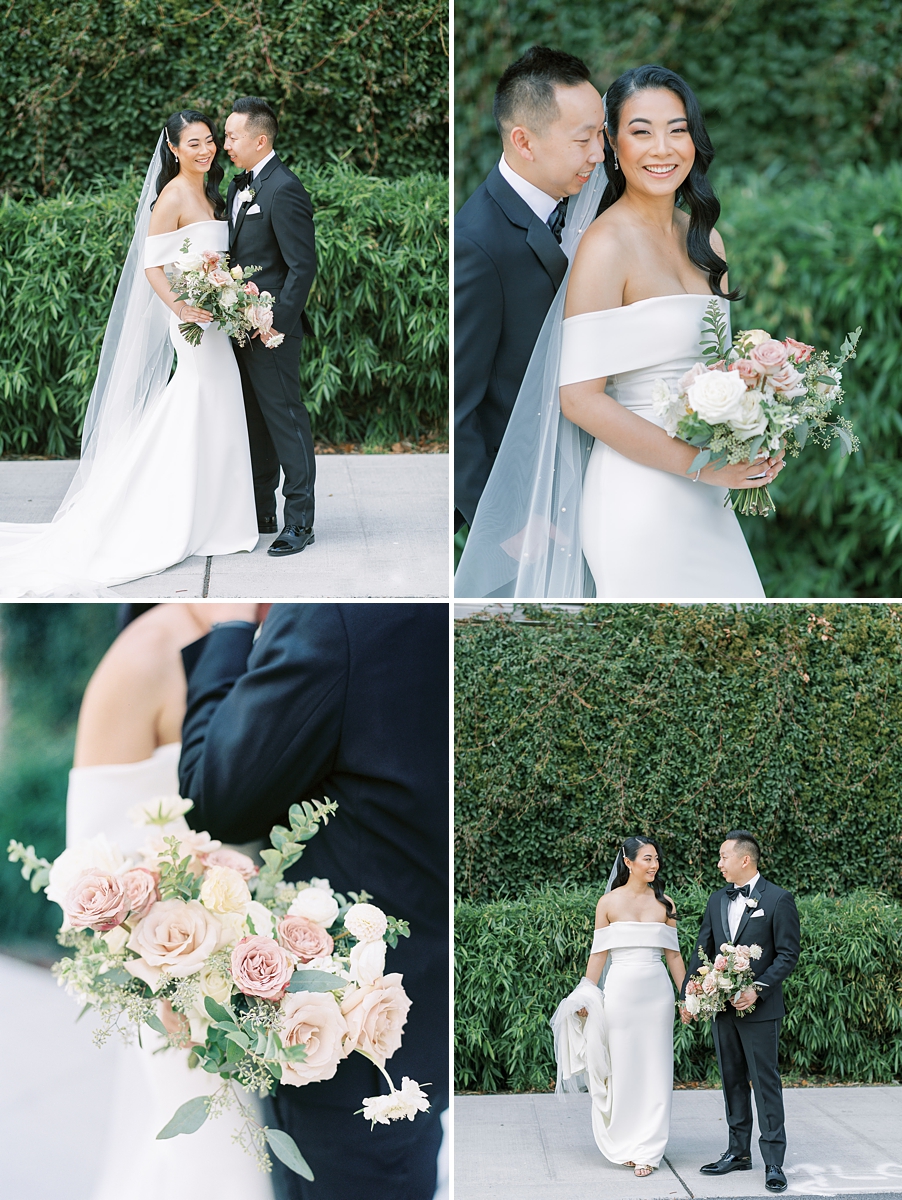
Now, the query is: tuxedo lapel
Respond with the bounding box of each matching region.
[232,154,283,244]
[226,178,237,243]
[485,165,568,291]
[719,888,731,947]
[734,877,766,945]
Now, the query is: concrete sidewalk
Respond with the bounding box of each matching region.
[456,1091,902,1199]
[0,455,449,598]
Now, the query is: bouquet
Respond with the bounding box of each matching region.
[170,241,283,349]
[8,795,428,1181]
[681,940,763,1021]
[652,299,862,516]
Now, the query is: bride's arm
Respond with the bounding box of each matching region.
[144,188,212,322]
[663,902,686,991]
[583,895,610,986]
[560,226,784,491]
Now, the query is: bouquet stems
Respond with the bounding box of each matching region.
[728,485,775,517]
[178,321,205,346]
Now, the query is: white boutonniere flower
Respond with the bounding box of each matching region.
[237,186,256,206]
[745,897,759,908]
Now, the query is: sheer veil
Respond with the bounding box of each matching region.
[455,162,608,599]
[53,132,173,519]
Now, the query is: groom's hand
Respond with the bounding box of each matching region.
[252,325,282,346]
[730,987,758,1011]
[187,603,262,634]
[679,1006,695,1025]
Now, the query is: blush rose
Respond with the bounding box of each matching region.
[122,867,158,921]
[277,915,334,963]
[64,870,130,932]
[278,991,349,1086]
[231,935,295,1000]
[340,972,411,1066]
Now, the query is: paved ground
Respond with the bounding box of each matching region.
[0,954,448,1200]
[456,1091,902,1199]
[0,456,449,598]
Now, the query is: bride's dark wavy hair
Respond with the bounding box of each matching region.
[598,64,740,301]
[611,835,676,919]
[154,110,226,219]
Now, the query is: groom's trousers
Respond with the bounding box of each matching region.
[713,1016,786,1166]
[235,329,316,529]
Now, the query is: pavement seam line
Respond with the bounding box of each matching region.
[663,1155,695,1198]
[202,556,212,597]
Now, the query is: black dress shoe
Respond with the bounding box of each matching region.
[700,1152,752,1175]
[258,515,279,534]
[765,1165,787,1192]
[267,525,315,557]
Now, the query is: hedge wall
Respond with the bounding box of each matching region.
[454,604,902,903]
[455,885,902,1090]
[455,0,902,206]
[0,165,447,455]
[2,0,448,194]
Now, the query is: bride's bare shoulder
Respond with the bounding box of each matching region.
[146,180,184,236]
[594,893,613,927]
[565,213,629,316]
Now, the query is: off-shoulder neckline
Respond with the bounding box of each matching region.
[598,919,675,927]
[564,293,723,322]
[146,218,224,240]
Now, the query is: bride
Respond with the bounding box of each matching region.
[551,836,685,1178]
[0,111,258,597]
[455,66,782,600]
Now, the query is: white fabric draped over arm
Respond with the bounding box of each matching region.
[549,978,610,1102]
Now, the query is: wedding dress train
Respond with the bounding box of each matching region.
[0,219,257,597]
[66,743,274,1200]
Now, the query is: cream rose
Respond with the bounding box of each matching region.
[46,835,128,909]
[279,991,349,1086]
[245,900,276,940]
[686,369,747,425]
[200,865,251,915]
[126,899,225,991]
[733,951,751,972]
[349,939,387,986]
[201,848,258,880]
[744,328,771,347]
[727,388,768,438]
[231,935,294,999]
[340,972,411,1066]
[701,972,718,995]
[278,915,335,962]
[122,867,158,921]
[64,870,130,932]
[344,903,388,943]
[220,288,238,309]
[288,886,339,929]
[187,959,235,1042]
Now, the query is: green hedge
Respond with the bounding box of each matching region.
[455,604,902,903]
[0,165,448,454]
[2,0,447,194]
[455,886,902,1091]
[455,0,902,206]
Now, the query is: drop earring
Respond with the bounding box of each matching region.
[613,150,620,172]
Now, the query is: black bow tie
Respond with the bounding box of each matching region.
[547,197,568,243]
[726,883,751,900]
[233,171,252,190]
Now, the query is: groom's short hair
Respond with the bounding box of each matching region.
[233,96,278,143]
[726,829,760,865]
[493,46,591,138]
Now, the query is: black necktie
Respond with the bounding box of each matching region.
[726,883,751,900]
[547,197,568,243]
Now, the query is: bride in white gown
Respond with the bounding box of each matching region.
[0,111,257,597]
[455,66,782,600]
[551,837,685,1179]
[67,604,273,1200]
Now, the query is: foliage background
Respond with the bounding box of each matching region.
[0,604,119,956]
[453,0,902,596]
[455,604,902,1086]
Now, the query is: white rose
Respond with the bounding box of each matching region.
[288,886,339,929]
[344,902,388,943]
[650,379,686,437]
[349,939,387,985]
[309,878,334,896]
[684,993,700,1016]
[220,288,238,308]
[45,835,128,909]
[727,388,768,438]
[744,328,771,347]
[245,899,276,940]
[177,251,204,272]
[200,866,251,915]
[187,959,235,1042]
[718,975,733,990]
[687,369,747,426]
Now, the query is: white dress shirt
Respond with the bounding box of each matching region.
[231,149,276,223]
[497,154,561,224]
[727,871,760,941]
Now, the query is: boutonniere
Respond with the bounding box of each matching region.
[745,897,759,908]
[237,186,256,207]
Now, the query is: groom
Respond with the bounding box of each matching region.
[680,831,801,1194]
[178,603,448,1200]
[224,96,318,557]
[454,46,605,532]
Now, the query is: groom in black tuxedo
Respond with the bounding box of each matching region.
[178,603,448,1200]
[680,831,801,1194]
[454,47,605,532]
[224,97,318,557]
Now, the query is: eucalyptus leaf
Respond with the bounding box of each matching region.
[687,449,711,475]
[203,996,233,1023]
[265,1129,315,1180]
[145,1011,168,1036]
[156,1096,209,1139]
[287,969,346,993]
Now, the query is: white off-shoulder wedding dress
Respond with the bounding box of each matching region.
[0,220,257,597]
[552,921,679,1169]
[559,294,765,599]
[67,743,274,1200]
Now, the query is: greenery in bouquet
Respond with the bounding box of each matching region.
[681,940,763,1021]
[652,299,862,517]
[169,241,281,349]
[8,796,425,1181]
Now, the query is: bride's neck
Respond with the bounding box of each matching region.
[620,188,680,235]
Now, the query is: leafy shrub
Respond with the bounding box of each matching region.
[455,604,902,902]
[0,165,448,454]
[455,885,902,1091]
[2,0,448,194]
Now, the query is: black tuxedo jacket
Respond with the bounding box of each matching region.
[454,164,568,528]
[681,876,801,1022]
[178,604,449,1110]
[227,153,317,340]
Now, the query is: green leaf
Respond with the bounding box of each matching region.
[794,419,809,450]
[287,969,346,993]
[687,449,711,476]
[265,1129,315,1180]
[156,1096,209,1139]
[226,1035,246,1063]
[816,374,837,385]
[837,426,854,456]
[225,1029,250,1050]
[145,1011,168,1036]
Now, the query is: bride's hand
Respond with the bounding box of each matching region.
[178,303,213,323]
[699,447,785,489]
[576,1007,588,1018]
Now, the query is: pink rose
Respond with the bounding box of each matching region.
[749,339,789,374]
[122,867,158,921]
[279,991,349,1085]
[248,304,274,334]
[278,915,334,963]
[702,972,718,995]
[713,955,728,971]
[201,848,258,881]
[231,935,295,999]
[677,361,707,393]
[732,951,751,972]
[340,972,411,1067]
[64,869,129,932]
[686,979,701,995]
[201,250,221,267]
[243,281,260,297]
[784,336,815,363]
[729,358,759,384]
[770,362,806,397]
